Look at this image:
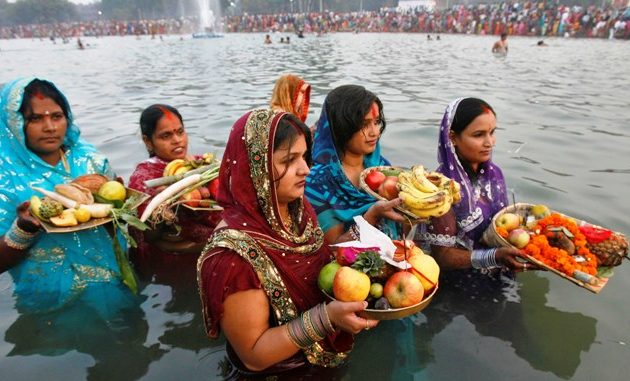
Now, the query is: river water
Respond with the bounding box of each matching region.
[1,33,629,380]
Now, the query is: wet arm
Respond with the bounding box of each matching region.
[221,288,301,371]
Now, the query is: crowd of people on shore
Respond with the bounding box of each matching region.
[2,2,629,40]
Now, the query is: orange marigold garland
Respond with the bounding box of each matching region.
[523,213,599,277]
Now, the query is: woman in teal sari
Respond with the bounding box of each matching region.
[305,85,404,244]
[0,77,137,317]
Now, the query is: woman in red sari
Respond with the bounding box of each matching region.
[128,104,219,259]
[198,109,377,376]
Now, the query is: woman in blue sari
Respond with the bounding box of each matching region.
[0,77,137,317]
[305,85,404,244]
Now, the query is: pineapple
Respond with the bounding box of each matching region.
[351,251,396,282]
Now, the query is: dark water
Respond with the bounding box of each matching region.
[1,33,629,380]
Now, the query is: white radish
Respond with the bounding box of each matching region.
[139,174,202,222]
[32,186,113,218]
[31,186,78,208]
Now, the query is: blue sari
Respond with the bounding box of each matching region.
[305,103,399,238]
[0,77,137,316]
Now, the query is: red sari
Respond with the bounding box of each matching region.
[197,109,353,375]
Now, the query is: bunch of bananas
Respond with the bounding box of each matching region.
[162,153,215,177]
[397,166,462,219]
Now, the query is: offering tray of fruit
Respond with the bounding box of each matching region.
[483,203,628,293]
[323,284,438,320]
[317,217,440,320]
[359,166,461,221]
[30,175,149,233]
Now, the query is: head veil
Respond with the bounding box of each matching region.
[436,98,508,249]
[306,101,399,238]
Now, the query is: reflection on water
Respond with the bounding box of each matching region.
[1,34,630,380]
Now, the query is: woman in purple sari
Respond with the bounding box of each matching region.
[416,98,527,275]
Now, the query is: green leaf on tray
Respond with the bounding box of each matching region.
[596,266,614,279]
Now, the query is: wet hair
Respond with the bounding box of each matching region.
[19,79,69,121]
[324,84,385,154]
[501,33,508,39]
[537,40,544,46]
[273,113,312,181]
[139,104,183,139]
[450,98,495,135]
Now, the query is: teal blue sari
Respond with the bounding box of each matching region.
[305,103,400,238]
[0,77,137,316]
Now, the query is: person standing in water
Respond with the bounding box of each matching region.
[492,33,508,54]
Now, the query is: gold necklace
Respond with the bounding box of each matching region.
[59,149,70,173]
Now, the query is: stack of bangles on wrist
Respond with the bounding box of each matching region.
[4,220,40,250]
[349,223,360,241]
[286,303,336,349]
[470,248,500,269]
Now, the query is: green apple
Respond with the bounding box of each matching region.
[317,261,341,295]
[369,283,383,299]
[495,212,521,232]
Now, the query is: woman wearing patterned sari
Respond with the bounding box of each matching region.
[305,85,404,244]
[198,109,376,376]
[415,98,528,276]
[0,77,137,316]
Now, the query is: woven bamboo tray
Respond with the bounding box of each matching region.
[359,166,427,222]
[324,284,438,320]
[481,203,620,294]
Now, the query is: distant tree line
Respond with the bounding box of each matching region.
[0,0,618,27]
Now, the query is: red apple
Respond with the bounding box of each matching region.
[508,228,530,249]
[365,170,386,191]
[383,271,424,308]
[495,212,521,232]
[181,189,202,207]
[407,253,440,293]
[207,179,220,200]
[332,266,371,302]
[378,176,399,200]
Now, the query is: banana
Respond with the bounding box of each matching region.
[163,159,185,177]
[407,193,453,218]
[450,180,462,204]
[411,166,440,193]
[399,189,448,211]
[398,181,440,201]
